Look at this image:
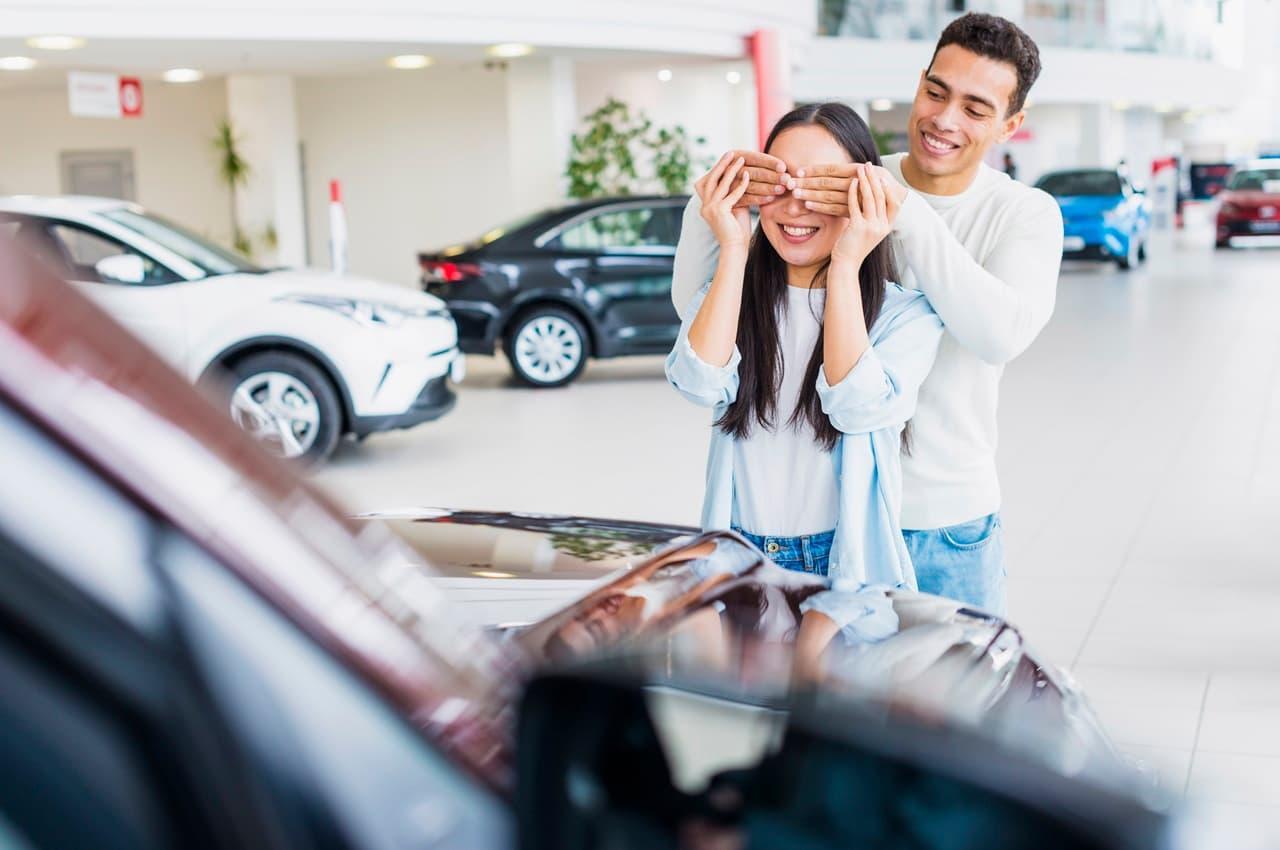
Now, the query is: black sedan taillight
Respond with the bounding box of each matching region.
[419,259,482,284]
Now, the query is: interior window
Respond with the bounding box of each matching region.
[558,206,678,253]
[45,223,177,286]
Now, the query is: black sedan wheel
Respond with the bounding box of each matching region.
[504,307,589,388]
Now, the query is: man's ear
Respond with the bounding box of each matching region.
[997,110,1025,145]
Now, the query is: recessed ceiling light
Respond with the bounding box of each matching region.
[1155,103,1175,114]
[162,68,203,83]
[388,54,433,69]
[726,70,742,85]
[26,35,85,51]
[657,68,673,82]
[870,98,893,111]
[486,43,533,59]
[1112,100,1132,111]
[0,56,36,71]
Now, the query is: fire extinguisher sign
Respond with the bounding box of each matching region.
[119,77,143,118]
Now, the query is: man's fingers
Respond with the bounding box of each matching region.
[737,150,788,174]
[792,189,846,206]
[795,163,859,179]
[791,175,852,192]
[743,166,786,185]
[803,201,849,217]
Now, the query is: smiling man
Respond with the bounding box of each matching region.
[671,14,1063,615]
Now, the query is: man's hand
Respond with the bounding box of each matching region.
[695,150,788,209]
[790,163,908,218]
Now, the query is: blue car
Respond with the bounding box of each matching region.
[1036,168,1151,269]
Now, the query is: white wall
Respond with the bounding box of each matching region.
[0,79,232,243]
[574,61,758,176]
[295,66,512,285]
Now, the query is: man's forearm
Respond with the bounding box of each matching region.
[893,192,1062,365]
[672,195,721,319]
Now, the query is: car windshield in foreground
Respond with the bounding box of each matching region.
[1227,168,1280,190]
[102,207,265,277]
[1036,171,1123,197]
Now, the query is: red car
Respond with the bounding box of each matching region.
[1216,160,1280,248]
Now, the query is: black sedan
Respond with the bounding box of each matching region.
[419,196,687,387]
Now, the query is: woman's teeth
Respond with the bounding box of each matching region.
[781,225,818,237]
[922,131,959,155]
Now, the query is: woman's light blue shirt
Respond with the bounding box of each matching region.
[664,281,943,588]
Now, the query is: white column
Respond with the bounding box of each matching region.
[225,75,307,267]
[1078,103,1124,169]
[504,57,577,216]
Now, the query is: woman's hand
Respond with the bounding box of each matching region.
[831,163,893,267]
[697,152,753,251]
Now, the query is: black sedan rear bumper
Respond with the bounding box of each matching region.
[351,374,456,437]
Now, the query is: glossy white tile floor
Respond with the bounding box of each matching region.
[315,235,1280,825]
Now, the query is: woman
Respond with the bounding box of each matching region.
[665,102,943,586]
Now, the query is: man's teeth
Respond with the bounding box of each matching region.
[923,132,959,152]
[782,225,818,236]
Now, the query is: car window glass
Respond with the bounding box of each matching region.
[1036,172,1123,197]
[1229,169,1280,190]
[46,223,177,285]
[558,206,678,252]
[0,402,164,633]
[162,529,512,850]
[0,624,171,850]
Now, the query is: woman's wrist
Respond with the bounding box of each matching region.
[827,253,864,282]
[718,242,750,266]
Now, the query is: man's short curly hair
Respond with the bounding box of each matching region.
[929,12,1042,115]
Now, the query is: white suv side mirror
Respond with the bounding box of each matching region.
[95,253,147,285]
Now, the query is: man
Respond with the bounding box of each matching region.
[1003,151,1019,181]
[670,13,1063,614]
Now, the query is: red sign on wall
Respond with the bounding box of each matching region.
[119,77,143,118]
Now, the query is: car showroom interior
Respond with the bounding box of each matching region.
[2,1,1280,848]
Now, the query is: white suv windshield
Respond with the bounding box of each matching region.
[102,208,264,277]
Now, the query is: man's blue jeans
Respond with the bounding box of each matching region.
[905,512,1007,616]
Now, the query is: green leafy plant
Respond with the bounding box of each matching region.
[566,97,709,200]
[212,119,252,256]
[871,127,898,157]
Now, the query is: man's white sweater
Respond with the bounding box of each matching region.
[670,152,1064,530]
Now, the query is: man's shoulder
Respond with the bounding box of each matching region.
[983,166,1061,220]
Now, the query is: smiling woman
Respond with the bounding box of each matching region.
[665,102,944,586]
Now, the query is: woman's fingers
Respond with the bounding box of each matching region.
[701,152,733,202]
[869,163,888,223]
[857,163,876,221]
[727,167,751,207]
[711,157,746,205]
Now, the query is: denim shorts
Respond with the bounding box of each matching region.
[904,512,1006,616]
[731,527,835,577]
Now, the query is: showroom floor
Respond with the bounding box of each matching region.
[315,236,1280,830]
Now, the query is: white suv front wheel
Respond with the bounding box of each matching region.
[225,351,342,463]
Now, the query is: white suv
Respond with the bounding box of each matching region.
[0,195,463,462]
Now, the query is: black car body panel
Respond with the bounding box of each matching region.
[421,196,687,359]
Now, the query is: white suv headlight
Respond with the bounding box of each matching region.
[278,295,447,328]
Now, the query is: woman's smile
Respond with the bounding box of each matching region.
[779,223,821,244]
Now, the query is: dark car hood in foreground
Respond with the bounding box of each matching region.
[0,237,1132,803]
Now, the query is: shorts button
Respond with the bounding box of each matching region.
[765,541,780,554]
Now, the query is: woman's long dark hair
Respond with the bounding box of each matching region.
[716,102,899,452]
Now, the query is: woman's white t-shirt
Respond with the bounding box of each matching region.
[732,285,840,537]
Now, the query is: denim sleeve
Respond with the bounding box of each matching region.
[799,586,900,644]
[664,282,742,408]
[816,287,943,435]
